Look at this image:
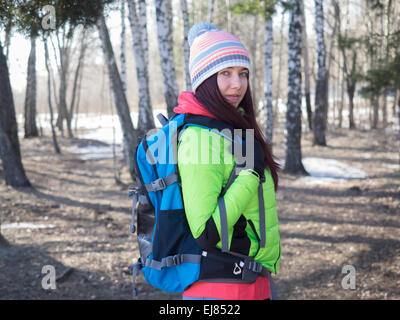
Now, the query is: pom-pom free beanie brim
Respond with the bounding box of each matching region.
[188,22,251,92]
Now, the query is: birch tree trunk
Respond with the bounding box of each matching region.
[120,0,127,93]
[338,56,345,128]
[274,12,285,116]
[397,92,400,138]
[138,0,149,68]
[44,40,61,154]
[264,17,274,145]
[58,54,70,136]
[69,30,87,122]
[345,50,357,129]
[97,14,137,180]
[208,0,216,23]
[335,0,356,129]
[284,0,308,175]
[393,89,399,117]
[154,0,179,117]
[251,14,259,109]
[226,0,231,32]
[24,36,38,138]
[180,0,192,91]
[127,0,155,132]
[313,0,329,146]
[55,27,74,138]
[300,0,313,130]
[3,21,11,61]
[0,42,31,187]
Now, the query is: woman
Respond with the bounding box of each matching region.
[174,22,281,300]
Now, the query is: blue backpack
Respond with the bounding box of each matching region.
[128,113,269,296]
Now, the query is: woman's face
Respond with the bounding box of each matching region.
[217,66,249,108]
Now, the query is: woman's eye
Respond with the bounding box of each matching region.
[240,72,249,77]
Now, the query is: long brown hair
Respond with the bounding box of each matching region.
[194,73,280,190]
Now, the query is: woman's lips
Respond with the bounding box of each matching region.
[226,95,239,101]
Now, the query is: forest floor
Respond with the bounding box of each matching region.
[0,125,399,300]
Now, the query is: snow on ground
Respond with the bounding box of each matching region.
[277,157,367,185]
[1,222,55,230]
[69,110,166,160]
[299,157,367,185]
[65,144,123,161]
[18,110,167,161]
[17,112,368,182]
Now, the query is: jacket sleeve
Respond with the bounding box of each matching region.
[177,126,260,250]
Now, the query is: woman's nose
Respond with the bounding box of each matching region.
[230,73,241,89]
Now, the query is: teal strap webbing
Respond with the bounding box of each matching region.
[143,254,202,270]
[145,172,178,192]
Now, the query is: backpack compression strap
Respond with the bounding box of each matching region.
[218,176,267,252]
[144,172,178,192]
[128,253,202,297]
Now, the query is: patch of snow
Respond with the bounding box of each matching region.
[303,157,367,179]
[76,109,167,145]
[65,145,123,161]
[279,157,367,185]
[1,222,55,230]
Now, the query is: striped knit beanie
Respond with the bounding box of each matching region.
[188,22,251,92]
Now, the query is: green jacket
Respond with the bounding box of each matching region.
[177,125,281,274]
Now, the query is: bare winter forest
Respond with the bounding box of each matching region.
[0,0,399,301]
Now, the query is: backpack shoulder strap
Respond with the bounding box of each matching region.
[156,113,168,126]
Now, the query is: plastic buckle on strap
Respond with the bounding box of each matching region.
[174,255,182,265]
[249,261,263,273]
[165,255,181,267]
[151,178,166,192]
[128,186,138,197]
[164,256,173,267]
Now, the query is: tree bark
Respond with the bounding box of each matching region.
[313,0,329,146]
[372,94,379,129]
[251,14,259,110]
[0,42,31,187]
[226,0,231,32]
[120,0,127,93]
[397,90,400,138]
[55,26,74,138]
[154,0,179,117]
[284,0,308,175]
[97,14,137,181]
[24,36,38,138]
[300,0,313,131]
[264,17,274,145]
[44,40,61,154]
[208,0,216,23]
[336,0,357,129]
[347,82,356,129]
[338,58,345,128]
[274,12,285,120]
[127,0,155,133]
[69,30,87,123]
[393,89,398,117]
[180,0,191,91]
[348,51,357,129]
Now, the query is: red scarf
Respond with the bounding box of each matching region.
[173,91,219,119]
